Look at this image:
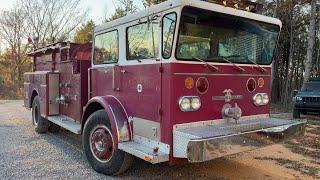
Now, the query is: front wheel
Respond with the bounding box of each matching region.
[83,110,133,175]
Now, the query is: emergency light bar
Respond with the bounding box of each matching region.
[202,0,264,13]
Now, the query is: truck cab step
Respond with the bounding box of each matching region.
[118,135,169,164]
[47,115,81,134]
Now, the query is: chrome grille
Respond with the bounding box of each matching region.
[302,97,320,103]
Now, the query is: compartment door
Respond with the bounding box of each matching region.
[48,73,59,115]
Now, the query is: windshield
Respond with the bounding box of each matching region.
[176,7,280,65]
[304,81,320,92]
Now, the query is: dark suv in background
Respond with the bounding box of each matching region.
[293,77,320,118]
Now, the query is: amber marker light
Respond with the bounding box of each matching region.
[258,78,265,88]
[145,155,152,161]
[185,77,194,89]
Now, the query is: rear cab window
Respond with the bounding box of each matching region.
[126,19,160,60]
[93,30,119,65]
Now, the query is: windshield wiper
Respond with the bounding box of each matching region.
[208,57,245,73]
[192,56,219,72]
[220,55,267,73]
[244,58,267,73]
[221,55,266,73]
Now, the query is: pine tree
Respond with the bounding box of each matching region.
[74,20,95,44]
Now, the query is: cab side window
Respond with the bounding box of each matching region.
[93,30,118,64]
[127,21,159,60]
[162,13,177,59]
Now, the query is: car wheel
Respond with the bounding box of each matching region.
[293,108,301,119]
[83,110,133,175]
[32,96,49,133]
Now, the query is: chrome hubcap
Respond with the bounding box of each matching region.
[90,125,114,163]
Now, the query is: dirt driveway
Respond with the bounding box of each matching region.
[0,101,319,179]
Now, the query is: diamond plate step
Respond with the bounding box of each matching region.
[118,135,169,164]
[176,118,299,139]
[47,115,81,134]
[173,117,306,159]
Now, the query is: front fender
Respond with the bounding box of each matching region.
[82,96,131,144]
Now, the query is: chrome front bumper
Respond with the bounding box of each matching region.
[173,117,306,162]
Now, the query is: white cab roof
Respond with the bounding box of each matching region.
[95,0,282,33]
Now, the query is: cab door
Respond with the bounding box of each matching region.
[120,15,162,121]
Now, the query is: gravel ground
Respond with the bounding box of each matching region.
[0,101,319,179]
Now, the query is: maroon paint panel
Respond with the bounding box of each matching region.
[160,63,272,163]
[55,60,90,122]
[26,42,92,121]
[24,73,32,109]
[90,63,162,123]
[169,63,271,125]
[23,72,52,117]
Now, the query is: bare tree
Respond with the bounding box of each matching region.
[142,0,166,7]
[302,0,317,90]
[0,8,29,84]
[106,0,138,22]
[20,0,88,47]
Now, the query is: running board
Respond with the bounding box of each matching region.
[47,115,81,134]
[118,135,170,164]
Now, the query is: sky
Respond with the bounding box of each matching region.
[0,0,144,24]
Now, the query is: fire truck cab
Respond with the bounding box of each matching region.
[24,0,306,175]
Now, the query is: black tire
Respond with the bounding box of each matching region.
[48,123,60,133]
[83,110,133,175]
[32,96,49,133]
[293,108,301,119]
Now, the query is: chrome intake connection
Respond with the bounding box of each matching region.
[222,103,242,123]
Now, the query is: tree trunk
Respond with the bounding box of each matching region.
[284,3,294,104]
[302,0,316,90]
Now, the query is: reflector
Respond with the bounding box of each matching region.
[196,77,209,94]
[247,78,256,92]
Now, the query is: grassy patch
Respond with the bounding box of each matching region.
[285,144,320,159]
[287,137,320,150]
[255,157,319,177]
[306,126,320,134]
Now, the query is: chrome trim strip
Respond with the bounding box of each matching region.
[170,61,272,68]
[174,73,271,77]
[173,114,269,130]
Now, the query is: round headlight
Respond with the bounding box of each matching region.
[254,94,263,105]
[262,94,269,104]
[296,96,302,101]
[191,97,201,110]
[179,98,191,111]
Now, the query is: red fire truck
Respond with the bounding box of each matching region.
[24,0,306,175]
